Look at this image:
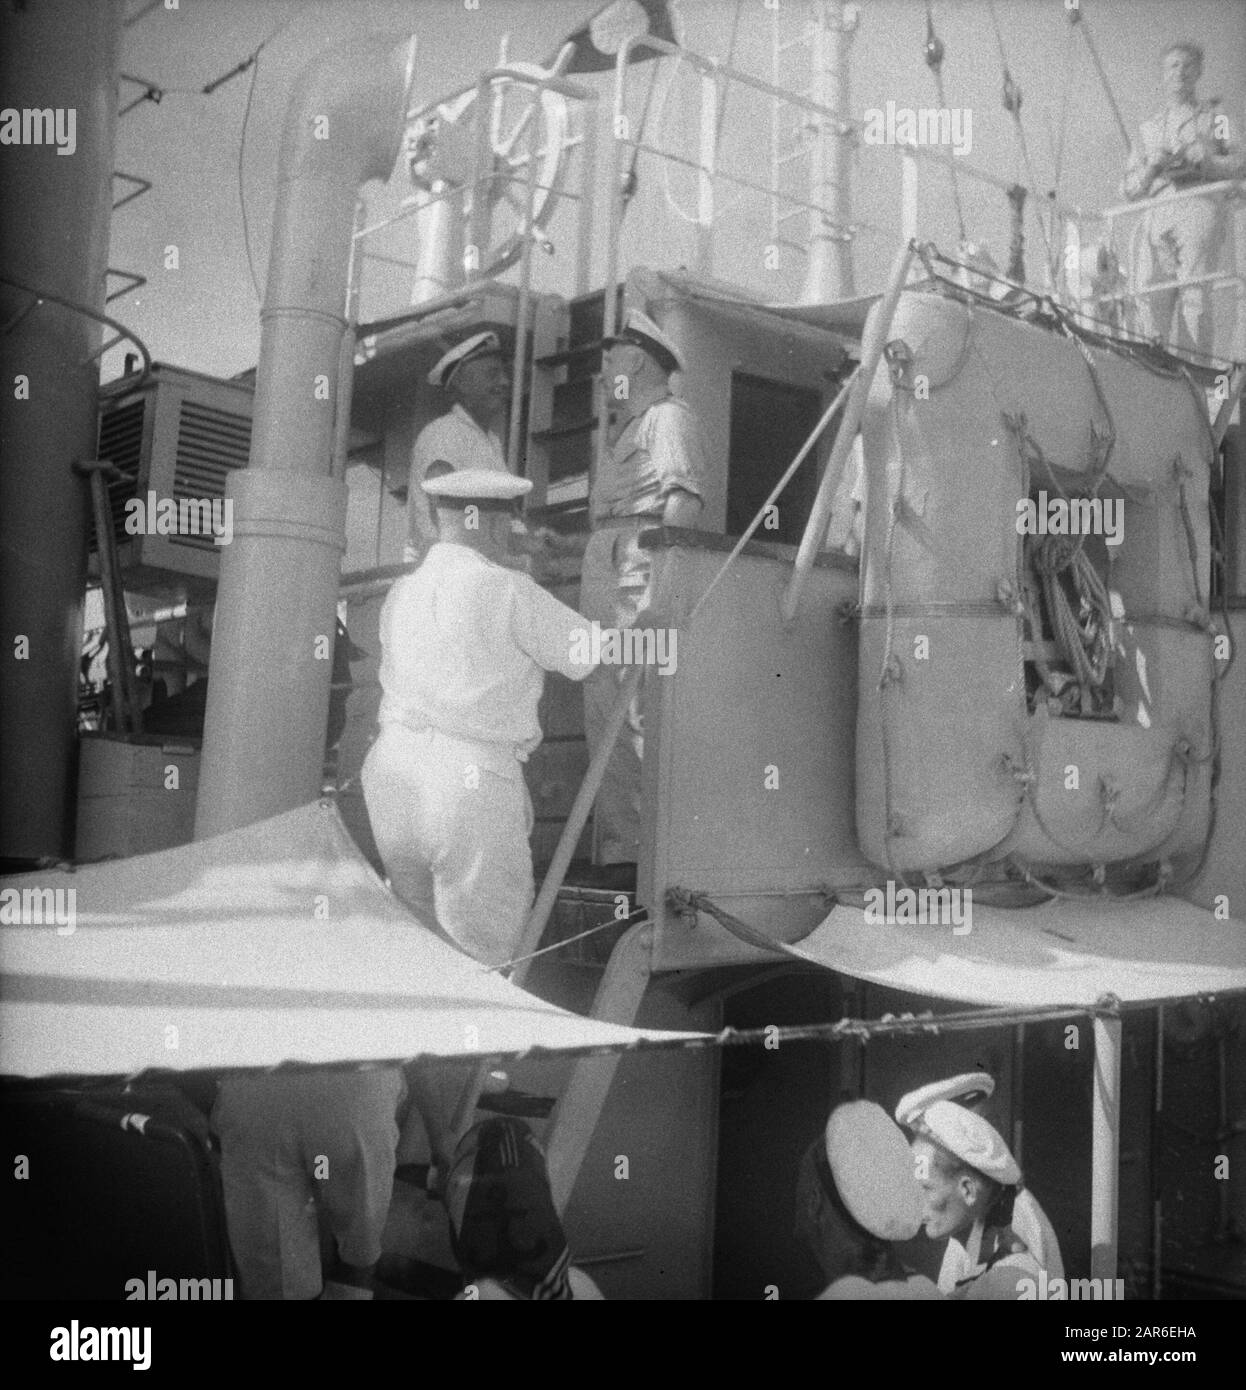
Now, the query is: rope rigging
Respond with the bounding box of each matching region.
[983,0,1056,277]
[922,0,967,245]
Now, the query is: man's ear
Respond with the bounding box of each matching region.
[958,1173,979,1209]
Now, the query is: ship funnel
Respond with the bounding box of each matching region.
[195,34,417,841]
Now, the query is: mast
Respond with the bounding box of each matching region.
[801,0,857,304]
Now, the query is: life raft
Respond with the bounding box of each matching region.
[855,290,1216,880]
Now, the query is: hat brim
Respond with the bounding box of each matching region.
[602,332,681,373]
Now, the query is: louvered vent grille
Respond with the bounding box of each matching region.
[92,398,146,552]
[167,399,252,551]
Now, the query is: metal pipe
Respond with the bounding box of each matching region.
[0,0,122,863]
[505,106,541,470]
[195,33,417,840]
[1090,1015,1122,1284]
[782,239,914,622]
[802,0,857,302]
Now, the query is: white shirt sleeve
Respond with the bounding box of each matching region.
[507,575,600,682]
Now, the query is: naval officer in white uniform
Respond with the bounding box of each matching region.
[406,332,510,562]
[365,468,609,968]
[406,331,577,573]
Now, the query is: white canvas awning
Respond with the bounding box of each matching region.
[787,895,1246,1007]
[0,801,704,1079]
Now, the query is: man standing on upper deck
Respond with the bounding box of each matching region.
[406,332,512,563]
[581,309,708,882]
[1122,40,1245,356]
[407,331,574,571]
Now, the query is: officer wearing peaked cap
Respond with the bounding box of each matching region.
[407,331,576,572]
[406,332,512,563]
[909,1099,1052,1300]
[795,1101,943,1300]
[581,307,709,878]
[895,1072,1064,1295]
[364,467,611,970]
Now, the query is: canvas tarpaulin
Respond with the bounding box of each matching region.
[0,800,703,1079]
[785,895,1246,1008]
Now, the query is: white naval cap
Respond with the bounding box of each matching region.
[919,1099,1021,1187]
[894,1072,996,1129]
[427,330,504,388]
[824,1101,926,1242]
[604,308,684,373]
[421,467,533,502]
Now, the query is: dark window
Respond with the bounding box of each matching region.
[726,372,829,545]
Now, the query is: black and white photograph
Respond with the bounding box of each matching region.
[1,0,1243,1354]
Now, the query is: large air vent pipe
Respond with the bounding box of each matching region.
[195,34,417,840]
[0,0,121,865]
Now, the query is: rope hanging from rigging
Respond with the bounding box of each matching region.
[922,1,967,245]
[984,0,1055,277]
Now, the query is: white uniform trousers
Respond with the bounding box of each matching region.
[361,723,534,968]
[579,523,652,864]
[212,1068,404,1301]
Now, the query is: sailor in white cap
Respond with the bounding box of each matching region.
[407,330,578,572]
[581,307,709,881]
[895,1072,1064,1295]
[406,332,511,563]
[364,468,629,968]
[795,1101,942,1299]
[908,1099,1050,1299]
[894,1071,996,1129]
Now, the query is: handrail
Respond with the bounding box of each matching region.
[609,32,1084,223]
[406,63,595,126]
[1098,177,1246,222]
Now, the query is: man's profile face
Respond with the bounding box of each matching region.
[1162,47,1201,104]
[453,354,510,417]
[602,342,646,405]
[911,1136,973,1241]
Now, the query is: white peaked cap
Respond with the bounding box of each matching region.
[920,1100,1021,1187]
[605,308,684,373]
[421,468,532,501]
[427,330,503,388]
[894,1073,996,1129]
[824,1101,926,1241]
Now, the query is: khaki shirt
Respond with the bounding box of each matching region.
[591,396,708,526]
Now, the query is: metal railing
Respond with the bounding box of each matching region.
[1059,179,1246,365]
